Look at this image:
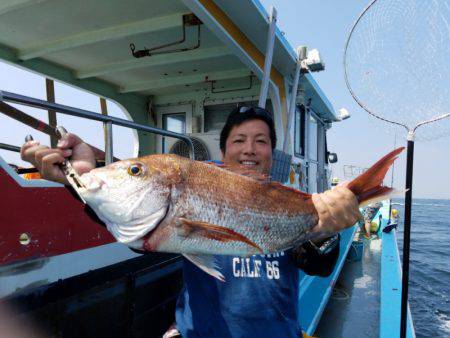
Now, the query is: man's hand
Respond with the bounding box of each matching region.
[20,133,96,185]
[311,183,361,233]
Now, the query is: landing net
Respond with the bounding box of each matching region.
[344,0,450,140]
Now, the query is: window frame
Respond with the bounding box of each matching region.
[294,104,306,158]
[156,104,192,154]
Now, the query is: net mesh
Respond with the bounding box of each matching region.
[344,0,450,140]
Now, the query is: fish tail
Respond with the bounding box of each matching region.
[347,147,404,207]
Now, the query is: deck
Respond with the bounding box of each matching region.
[316,233,381,338]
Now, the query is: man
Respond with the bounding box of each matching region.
[21,106,360,337]
[172,106,359,338]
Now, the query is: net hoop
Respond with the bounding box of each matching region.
[343,0,450,136]
[343,0,409,132]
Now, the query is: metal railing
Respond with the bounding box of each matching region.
[0,90,195,162]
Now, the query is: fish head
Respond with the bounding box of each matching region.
[76,156,182,246]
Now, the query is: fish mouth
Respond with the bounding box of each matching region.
[62,162,92,203]
[68,172,108,203]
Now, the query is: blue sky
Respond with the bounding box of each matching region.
[259,0,450,199]
[0,0,449,199]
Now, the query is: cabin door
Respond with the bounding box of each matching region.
[156,104,192,154]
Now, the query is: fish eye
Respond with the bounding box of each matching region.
[127,164,143,176]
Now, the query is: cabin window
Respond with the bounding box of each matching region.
[162,113,186,153]
[294,105,306,157]
[156,104,192,154]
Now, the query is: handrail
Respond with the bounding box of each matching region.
[0,90,195,160]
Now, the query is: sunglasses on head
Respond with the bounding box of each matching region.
[238,106,273,122]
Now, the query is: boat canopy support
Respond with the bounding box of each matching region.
[258,6,277,109]
[283,46,307,153]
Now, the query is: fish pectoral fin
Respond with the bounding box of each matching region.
[178,218,263,253]
[183,254,225,282]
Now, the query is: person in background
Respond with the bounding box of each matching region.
[390,208,399,225]
[21,106,361,338]
[360,201,383,239]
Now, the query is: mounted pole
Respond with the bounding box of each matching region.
[100,98,108,145]
[0,101,57,137]
[100,98,113,164]
[104,121,113,165]
[258,6,277,108]
[400,131,415,338]
[45,78,58,148]
[283,46,307,152]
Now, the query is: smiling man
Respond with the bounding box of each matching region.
[173,106,360,338]
[220,110,273,173]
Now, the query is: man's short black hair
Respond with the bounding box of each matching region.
[220,106,277,154]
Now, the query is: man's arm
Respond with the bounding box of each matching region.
[290,183,360,277]
[289,234,340,277]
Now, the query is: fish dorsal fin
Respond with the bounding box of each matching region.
[208,162,270,182]
[178,218,263,253]
[183,254,225,282]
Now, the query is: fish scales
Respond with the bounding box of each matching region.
[143,156,318,255]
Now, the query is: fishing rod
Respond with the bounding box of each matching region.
[0,142,21,153]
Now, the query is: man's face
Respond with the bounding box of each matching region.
[222,119,273,174]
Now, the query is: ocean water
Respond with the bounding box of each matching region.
[392,198,450,338]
